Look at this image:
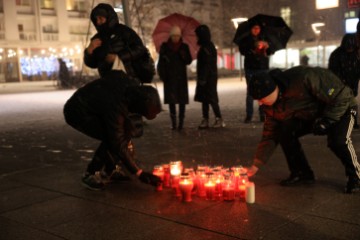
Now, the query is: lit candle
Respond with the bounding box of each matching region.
[215,178,223,199]
[204,181,216,200]
[196,170,206,198]
[222,184,235,201]
[179,175,194,202]
[162,164,171,188]
[152,165,164,191]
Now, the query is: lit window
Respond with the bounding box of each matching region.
[280,7,291,26]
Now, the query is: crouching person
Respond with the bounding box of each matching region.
[246,66,360,194]
[63,70,162,190]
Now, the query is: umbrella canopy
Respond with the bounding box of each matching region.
[233,14,293,52]
[152,13,200,59]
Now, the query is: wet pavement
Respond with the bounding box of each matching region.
[1,78,360,240]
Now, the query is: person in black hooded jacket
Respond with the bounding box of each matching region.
[63,71,162,190]
[329,33,360,128]
[84,3,146,81]
[194,25,225,129]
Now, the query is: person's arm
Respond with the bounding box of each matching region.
[84,36,102,68]
[179,43,192,65]
[248,116,279,176]
[113,26,147,63]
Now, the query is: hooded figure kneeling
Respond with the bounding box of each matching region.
[63,70,162,190]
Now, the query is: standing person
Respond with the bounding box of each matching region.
[194,25,225,129]
[157,26,192,130]
[57,58,71,89]
[245,66,360,194]
[239,22,274,123]
[63,71,162,190]
[300,54,309,66]
[84,3,147,82]
[329,33,360,128]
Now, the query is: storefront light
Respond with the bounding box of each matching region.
[316,0,338,9]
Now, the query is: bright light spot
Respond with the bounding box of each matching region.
[311,23,325,34]
[231,17,248,29]
[316,0,338,9]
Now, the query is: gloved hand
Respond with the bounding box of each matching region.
[138,171,162,187]
[313,118,332,135]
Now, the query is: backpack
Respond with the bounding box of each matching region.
[132,48,156,83]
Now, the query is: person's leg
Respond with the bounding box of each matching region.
[278,119,315,186]
[210,102,225,128]
[327,109,360,193]
[169,104,176,130]
[199,103,209,129]
[178,104,186,130]
[244,71,253,123]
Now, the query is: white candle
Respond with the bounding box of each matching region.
[245,182,255,204]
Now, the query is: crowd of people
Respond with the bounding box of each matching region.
[63,3,360,195]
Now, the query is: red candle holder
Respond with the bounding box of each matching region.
[179,174,194,202]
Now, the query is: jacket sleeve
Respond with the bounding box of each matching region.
[239,37,254,56]
[304,68,354,124]
[116,27,147,63]
[179,43,192,65]
[253,116,279,167]
[83,35,101,68]
[157,44,168,81]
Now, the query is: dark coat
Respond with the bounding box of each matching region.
[328,34,360,96]
[254,66,356,167]
[84,3,146,80]
[157,39,192,104]
[63,71,142,174]
[194,25,219,104]
[239,34,274,70]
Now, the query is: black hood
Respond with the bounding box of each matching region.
[340,33,357,51]
[195,25,211,45]
[90,3,119,34]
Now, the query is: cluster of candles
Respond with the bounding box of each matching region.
[152,161,255,204]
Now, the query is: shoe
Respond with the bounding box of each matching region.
[108,165,131,182]
[198,118,209,129]
[212,118,226,128]
[244,116,252,123]
[82,172,105,191]
[345,177,360,194]
[280,172,315,186]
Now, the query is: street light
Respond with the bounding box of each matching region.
[231,17,248,80]
[311,22,325,66]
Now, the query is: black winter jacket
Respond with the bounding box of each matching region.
[84,3,146,80]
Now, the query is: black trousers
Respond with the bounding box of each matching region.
[278,111,360,179]
[169,103,185,119]
[202,102,222,119]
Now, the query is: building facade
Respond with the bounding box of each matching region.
[0,0,358,83]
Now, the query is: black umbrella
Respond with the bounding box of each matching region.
[233,14,293,52]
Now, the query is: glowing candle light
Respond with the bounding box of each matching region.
[179,174,194,202]
[152,165,164,191]
[162,164,171,188]
[204,181,216,200]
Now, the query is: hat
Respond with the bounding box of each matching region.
[248,71,277,100]
[170,26,182,36]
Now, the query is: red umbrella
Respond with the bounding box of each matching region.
[152,13,200,59]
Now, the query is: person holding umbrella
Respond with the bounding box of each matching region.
[194,24,225,129]
[239,21,274,123]
[245,66,360,194]
[157,26,192,130]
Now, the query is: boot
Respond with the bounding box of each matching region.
[244,116,252,123]
[198,118,209,129]
[170,114,176,130]
[212,118,225,128]
[345,176,360,194]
